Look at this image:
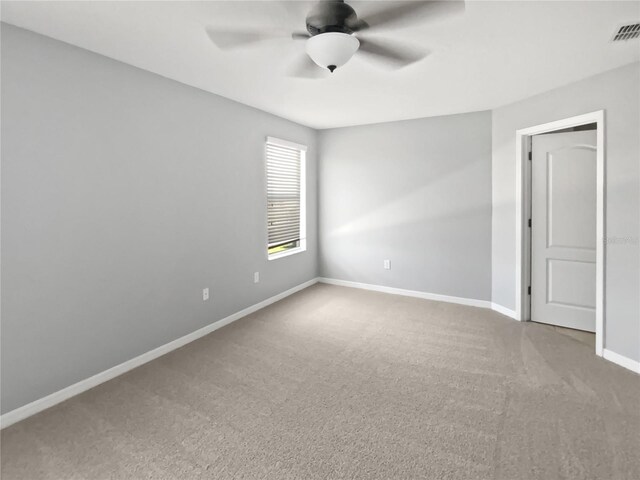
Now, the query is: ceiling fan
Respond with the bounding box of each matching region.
[206,1,465,77]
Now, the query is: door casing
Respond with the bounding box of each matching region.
[514,110,605,356]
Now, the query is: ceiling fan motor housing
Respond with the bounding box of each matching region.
[306,0,358,35]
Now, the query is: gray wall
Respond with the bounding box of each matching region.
[0,24,318,414]
[491,62,640,362]
[318,111,493,301]
[3,22,638,416]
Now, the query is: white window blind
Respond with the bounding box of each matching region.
[266,138,305,254]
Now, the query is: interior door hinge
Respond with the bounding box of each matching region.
[528,218,532,228]
[528,151,532,161]
[528,286,531,295]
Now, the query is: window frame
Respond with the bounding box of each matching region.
[265,136,307,261]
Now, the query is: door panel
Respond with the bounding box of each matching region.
[547,259,596,309]
[546,147,597,249]
[531,130,597,332]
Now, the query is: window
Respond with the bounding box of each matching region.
[266,137,307,259]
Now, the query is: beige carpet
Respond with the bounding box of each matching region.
[2,284,639,479]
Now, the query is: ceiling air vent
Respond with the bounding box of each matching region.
[612,23,640,41]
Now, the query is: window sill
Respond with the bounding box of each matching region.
[268,247,306,261]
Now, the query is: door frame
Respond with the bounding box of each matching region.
[515,110,605,356]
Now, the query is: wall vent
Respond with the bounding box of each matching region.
[612,23,640,41]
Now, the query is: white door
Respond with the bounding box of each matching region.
[531,130,597,332]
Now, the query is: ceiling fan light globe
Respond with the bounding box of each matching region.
[306,32,360,71]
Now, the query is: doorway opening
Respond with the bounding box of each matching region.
[515,111,605,356]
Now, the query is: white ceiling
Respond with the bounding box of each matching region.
[2,1,639,129]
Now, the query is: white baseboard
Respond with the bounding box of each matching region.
[318,277,495,309]
[0,278,319,430]
[318,277,520,320]
[603,349,640,374]
[491,302,518,320]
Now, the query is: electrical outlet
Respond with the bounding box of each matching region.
[254,272,260,283]
[203,288,209,301]
[384,259,391,270]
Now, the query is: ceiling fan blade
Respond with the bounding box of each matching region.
[205,27,286,50]
[291,31,311,40]
[350,1,465,32]
[287,53,328,79]
[357,38,428,69]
